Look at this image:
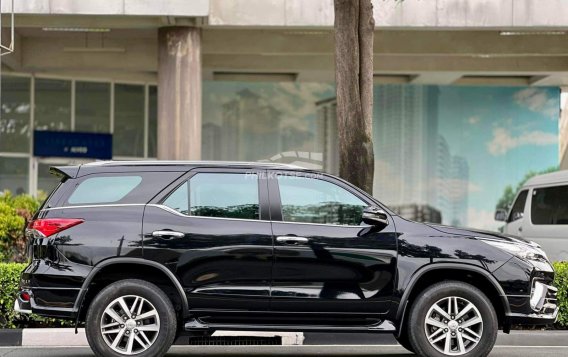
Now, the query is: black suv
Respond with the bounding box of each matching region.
[16,161,557,357]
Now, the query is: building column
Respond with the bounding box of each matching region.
[561,88,568,170]
[157,27,202,160]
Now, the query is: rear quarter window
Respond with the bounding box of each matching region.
[63,171,185,206]
[68,176,142,204]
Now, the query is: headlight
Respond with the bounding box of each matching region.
[483,240,553,272]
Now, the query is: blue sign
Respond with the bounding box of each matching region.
[33,130,112,160]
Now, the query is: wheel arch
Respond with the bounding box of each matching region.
[74,258,189,328]
[395,263,510,337]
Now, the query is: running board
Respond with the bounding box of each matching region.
[184,318,396,333]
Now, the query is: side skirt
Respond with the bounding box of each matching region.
[184,316,396,333]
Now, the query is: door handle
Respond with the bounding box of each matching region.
[518,226,523,232]
[276,236,309,245]
[152,230,185,239]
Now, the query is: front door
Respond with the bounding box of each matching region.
[268,172,397,316]
[503,189,528,237]
[142,168,273,311]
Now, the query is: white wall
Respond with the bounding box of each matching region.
[209,0,568,29]
[0,0,209,16]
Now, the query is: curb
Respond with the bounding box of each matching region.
[1,329,567,347]
[0,329,22,347]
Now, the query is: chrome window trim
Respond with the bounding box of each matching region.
[41,202,368,228]
[41,203,146,211]
[148,204,368,228]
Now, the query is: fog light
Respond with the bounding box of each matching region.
[20,292,30,302]
[530,281,547,311]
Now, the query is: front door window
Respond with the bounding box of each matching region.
[277,175,367,226]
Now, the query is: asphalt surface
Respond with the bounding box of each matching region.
[1,345,568,356]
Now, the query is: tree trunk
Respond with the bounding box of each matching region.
[334,0,375,194]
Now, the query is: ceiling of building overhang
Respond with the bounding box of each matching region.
[5,24,568,86]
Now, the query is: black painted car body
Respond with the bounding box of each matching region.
[16,161,557,340]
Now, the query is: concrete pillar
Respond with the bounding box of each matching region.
[157,27,202,160]
[561,88,568,170]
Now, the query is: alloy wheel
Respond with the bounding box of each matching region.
[424,296,483,356]
[100,295,160,355]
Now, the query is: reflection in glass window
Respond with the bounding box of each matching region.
[277,176,366,225]
[68,176,142,204]
[189,173,259,220]
[0,157,29,194]
[163,182,188,214]
[75,81,110,133]
[202,81,336,169]
[0,76,31,153]
[114,84,145,157]
[148,86,157,158]
[531,186,568,225]
[35,78,71,131]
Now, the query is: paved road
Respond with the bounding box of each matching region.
[1,345,568,356]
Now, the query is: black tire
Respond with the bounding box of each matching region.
[394,332,415,353]
[408,281,498,357]
[86,279,177,357]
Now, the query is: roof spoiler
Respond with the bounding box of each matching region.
[49,166,80,179]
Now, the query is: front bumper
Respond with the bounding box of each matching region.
[505,280,558,327]
[506,309,558,325]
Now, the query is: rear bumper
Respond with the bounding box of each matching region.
[13,288,78,319]
[14,297,32,314]
[16,259,91,319]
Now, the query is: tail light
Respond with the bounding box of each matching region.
[20,291,31,302]
[27,218,84,238]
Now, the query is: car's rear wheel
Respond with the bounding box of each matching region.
[408,281,497,357]
[86,279,177,357]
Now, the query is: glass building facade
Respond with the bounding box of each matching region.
[0,74,561,230]
[0,74,157,196]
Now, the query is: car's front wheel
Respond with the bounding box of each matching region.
[85,279,177,357]
[408,281,498,357]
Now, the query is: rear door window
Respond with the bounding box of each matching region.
[68,176,142,204]
[531,185,568,225]
[162,173,260,220]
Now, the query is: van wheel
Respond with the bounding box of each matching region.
[86,279,177,357]
[408,281,497,357]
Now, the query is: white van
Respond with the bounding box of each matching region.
[495,170,568,261]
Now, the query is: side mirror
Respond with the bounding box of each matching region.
[362,205,389,226]
[494,209,508,222]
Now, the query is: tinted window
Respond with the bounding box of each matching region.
[531,185,568,225]
[68,176,142,204]
[277,176,367,225]
[163,181,189,214]
[164,173,259,220]
[508,190,528,223]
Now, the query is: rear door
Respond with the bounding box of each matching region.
[268,171,397,316]
[142,168,273,311]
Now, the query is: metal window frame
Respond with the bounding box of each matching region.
[0,72,158,196]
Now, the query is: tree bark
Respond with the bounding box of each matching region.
[334,0,375,194]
